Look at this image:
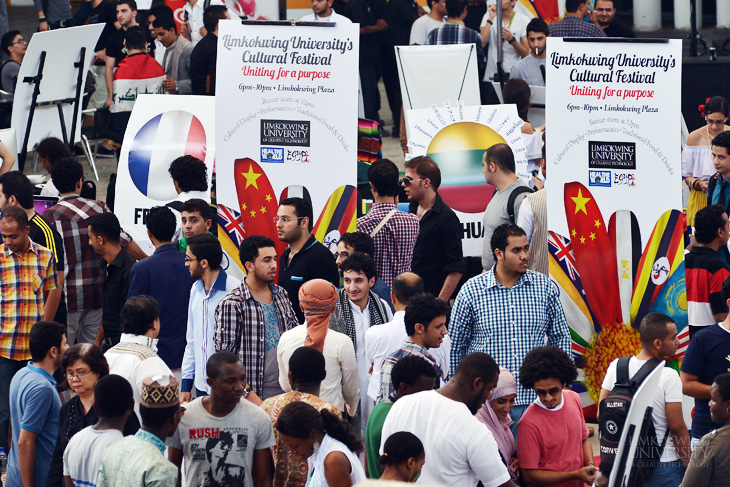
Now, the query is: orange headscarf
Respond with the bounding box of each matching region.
[298,279,338,353]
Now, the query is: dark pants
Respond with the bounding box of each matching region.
[0,357,26,452]
[360,57,380,122]
[379,39,402,132]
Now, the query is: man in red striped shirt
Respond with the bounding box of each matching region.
[686,204,730,338]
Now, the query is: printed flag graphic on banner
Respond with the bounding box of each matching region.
[313,185,358,253]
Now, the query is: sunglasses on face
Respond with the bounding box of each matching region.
[399,176,427,186]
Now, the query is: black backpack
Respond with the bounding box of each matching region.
[493,185,533,224]
[599,357,668,480]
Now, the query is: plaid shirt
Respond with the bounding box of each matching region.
[357,204,420,289]
[449,269,572,406]
[43,195,130,312]
[378,340,438,403]
[0,240,57,360]
[548,15,606,38]
[214,279,298,396]
[427,22,486,75]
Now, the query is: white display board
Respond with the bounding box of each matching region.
[215,19,360,253]
[11,24,104,153]
[406,104,528,257]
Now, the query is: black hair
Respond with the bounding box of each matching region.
[117,0,138,12]
[123,26,147,51]
[694,204,727,244]
[205,431,234,462]
[168,156,208,192]
[1,30,21,56]
[639,312,674,348]
[704,96,730,118]
[379,432,424,467]
[716,372,730,403]
[146,206,176,243]
[88,212,122,245]
[51,157,84,194]
[207,351,242,381]
[367,159,400,197]
[239,234,276,266]
[139,403,179,429]
[203,5,228,33]
[276,402,363,454]
[152,14,177,32]
[526,17,549,36]
[490,223,526,259]
[187,233,223,270]
[338,232,375,257]
[120,295,160,336]
[391,273,424,305]
[340,252,377,281]
[565,0,588,13]
[29,321,65,362]
[289,346,326,385]
[452,352,499,385]
[34,137,72,166]
[148,4,174,19]
[503,79,531,122]
[444,0,467,18]
[180,198,213,222]
[712,131,730,155]
[519,346,577,389]
[62,343,109,378]
[391,354,438,391]
[404,293,449,336]
[95,374,134,418]
[404,156,441,190]
[280,197,313,231]
[0,206,28,229]
[0,172,33,209]
[485,143,516,174]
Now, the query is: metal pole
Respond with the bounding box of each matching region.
[496,0,505,90]
[689,0,698,57]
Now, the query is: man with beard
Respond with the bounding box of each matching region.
[380,352,517,487]
[591,0,635,38]
[215,235,299,400]
[181,234,239,402]
[275,197,339,323]
[449,224,572,431]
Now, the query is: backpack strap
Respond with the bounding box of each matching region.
[507,185,533,224]
[707,173,720,207]
[629,357,662,386]
[616,356,632,384]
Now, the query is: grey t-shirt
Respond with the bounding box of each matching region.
[63,426,123,485]
[509,55,546,87]
[167,397,276,487]
[481,179,530,270]
[32,0,72,24]
[1,60,20,94]
[259,299,283,399]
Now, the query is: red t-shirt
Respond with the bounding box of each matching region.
[516,389,589,487]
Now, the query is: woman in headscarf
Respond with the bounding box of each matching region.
[476,366,519,482]
[277,279,360,417]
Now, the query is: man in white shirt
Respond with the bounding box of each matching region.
[409,0,446,45]
[300,0,352,23]
[105,296,173,415]
[600,312,691,486]
[181,0,237,45]
[364,272,450,405]
[480,0,529,81]
[380,352,517,487]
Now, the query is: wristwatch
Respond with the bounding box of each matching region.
[508,37,516,45]
[242,386,252,398]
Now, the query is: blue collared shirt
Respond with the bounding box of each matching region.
[449,269,572,406]
[181,269,240,393]
[711,174,730,209]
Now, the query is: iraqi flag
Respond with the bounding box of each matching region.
[111,54,166,113]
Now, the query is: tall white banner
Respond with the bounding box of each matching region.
[215,20,360,255]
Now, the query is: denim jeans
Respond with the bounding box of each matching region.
[509,404,530,440]
[642,461,686,487]
[0,356,27,451]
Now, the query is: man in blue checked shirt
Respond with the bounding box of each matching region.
[449,223,572,434]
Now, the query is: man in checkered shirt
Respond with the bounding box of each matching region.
[450,223,572,433]
[548,0,606,38]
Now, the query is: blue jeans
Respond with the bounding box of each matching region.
[642,461,685,487]
[509,404,530,440]
[0,357,26,451]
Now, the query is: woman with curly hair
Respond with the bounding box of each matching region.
[516,346,596,487]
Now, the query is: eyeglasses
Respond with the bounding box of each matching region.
[706,118,727,126]
[184,257,198,263]
[273,216,304,224]
[399,176,426,186]
[10,38,26,46]
[534,386,562,397]
[334,251,350,260]
[66,370,91,380]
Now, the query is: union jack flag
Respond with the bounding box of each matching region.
[218,205,245,245]
[548,231,578,280]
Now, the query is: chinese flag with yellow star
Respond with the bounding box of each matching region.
[563,182,622,326]
[234,157,286,261]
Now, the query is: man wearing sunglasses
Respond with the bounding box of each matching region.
[0,31,27,94]
[403,156,464,301]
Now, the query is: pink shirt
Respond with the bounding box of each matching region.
[516,390,589,487]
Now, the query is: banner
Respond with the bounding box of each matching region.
[407,103,529,257]
[215,20,360,255]
[545,38,684,418]
[114,95,215,251]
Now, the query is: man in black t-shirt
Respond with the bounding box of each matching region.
[591,0,635,38]
[81,0,119,109]
[0,172,67,325]
[346,0,386,122]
